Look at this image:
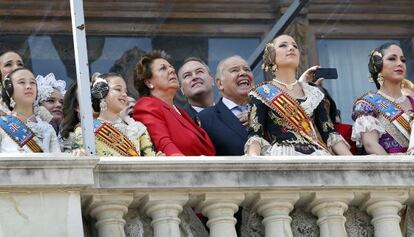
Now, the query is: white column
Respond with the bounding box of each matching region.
[197,192,245,237]
[308,192,354,237]
[86,194,133,237]
[361,191,408,237]
[254,192,299,237]
[141,193,188,237]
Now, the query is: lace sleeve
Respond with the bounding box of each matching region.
[351,115,386,147]
[327,132,350,149]
[244,135,271,155]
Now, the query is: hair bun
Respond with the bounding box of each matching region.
[91,78,109,99]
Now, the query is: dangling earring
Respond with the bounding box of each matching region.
[10,98,16,108]
[100,99,107,112]
[377,73,384,87]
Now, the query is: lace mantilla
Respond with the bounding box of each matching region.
[36,73,66,105]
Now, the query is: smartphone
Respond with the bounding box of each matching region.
[315,68,338,79]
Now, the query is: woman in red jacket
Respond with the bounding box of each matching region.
[132,50,215,156]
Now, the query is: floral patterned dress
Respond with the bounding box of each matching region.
[351,92,414,154]
[74,116,156,156]
[246,81,347,155]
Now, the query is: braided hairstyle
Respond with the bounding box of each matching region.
[368,42,400,89]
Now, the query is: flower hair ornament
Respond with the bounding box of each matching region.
[35,73,67,105]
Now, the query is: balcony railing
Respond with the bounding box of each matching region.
[0,155,413,237]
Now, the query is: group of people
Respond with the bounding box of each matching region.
[0,34,411,156]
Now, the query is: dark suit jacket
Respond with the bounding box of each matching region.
[132,96,215,156]
[182,102,198,122]
[198,98,248,156]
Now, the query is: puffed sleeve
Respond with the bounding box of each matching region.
[351,100,386,147]
[245,94,271,154]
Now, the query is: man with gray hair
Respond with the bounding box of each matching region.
[198,55,255,155]
[178,57,214,121]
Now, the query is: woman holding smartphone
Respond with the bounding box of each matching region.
[245,34,351,156]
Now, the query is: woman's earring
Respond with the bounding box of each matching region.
[377,73,384,87]
[100,99,107,112]
[10,98,16,108]
[148,84,154,89]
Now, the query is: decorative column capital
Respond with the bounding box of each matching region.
[86,194,133,237]
[140,192,188,237]
[360,191,408,212]
[196,192,244,237]
[253,192,299,224]
[253,192,299,237]
[141,193,189,225]
[360,191,408,237]
[307,192,354,237]
[308,192,354,214]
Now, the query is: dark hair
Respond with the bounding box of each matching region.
[179,57,211,76]
[61,83,79,139]
[1,67,34,110]
[0,50,24,81]
[368,42,401,89]
[134,50,173,97]
[91,72,124,112]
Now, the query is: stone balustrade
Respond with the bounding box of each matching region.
[0,155,413,237]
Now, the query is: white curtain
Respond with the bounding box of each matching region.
[317,39,399,124]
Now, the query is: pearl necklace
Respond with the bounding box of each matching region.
[272,78,298,90]
[377,90,407,104]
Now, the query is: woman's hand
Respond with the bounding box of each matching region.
[72,148,86,156]
[156,151,165,156]
[246,140,261,156]
[298,65,320,83]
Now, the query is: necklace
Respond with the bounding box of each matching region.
[12,111,35,123]
[272,78,298,90]
[377,90,407,104]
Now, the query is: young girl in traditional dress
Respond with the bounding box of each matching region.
[74,73,157,156]
[0,67,60,153]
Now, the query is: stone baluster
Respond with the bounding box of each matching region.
[86,194,133,237]
[361,191,408,237]
[141,193,188,237]
[308,192,354,237]
[254,192,299,237]
[197,192,245,237]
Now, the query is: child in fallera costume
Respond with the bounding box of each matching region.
[74,73,157,156]
[35,73,66,135]
[0,68,60,153]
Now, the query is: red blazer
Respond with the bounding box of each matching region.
[132,96,216,156]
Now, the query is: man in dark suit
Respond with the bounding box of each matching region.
[198,55,255,156]
[178,57,214,121]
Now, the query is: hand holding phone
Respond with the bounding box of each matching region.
[315,68,338,80]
